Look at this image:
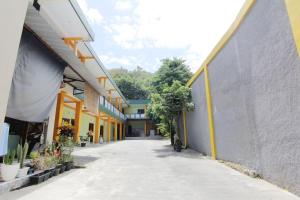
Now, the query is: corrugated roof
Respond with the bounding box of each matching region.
[127,99,151,105]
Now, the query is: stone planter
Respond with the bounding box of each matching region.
[16,167,30,178]
[0,163,19,181]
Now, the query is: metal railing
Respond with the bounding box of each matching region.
[126,113,147,119]
[99,96,126,120]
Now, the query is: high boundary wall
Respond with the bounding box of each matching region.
[181,0,300,195]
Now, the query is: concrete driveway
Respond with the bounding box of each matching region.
[1,137,299,200]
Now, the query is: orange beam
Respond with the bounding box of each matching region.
[62,37,94,64]
[53,92,65,141]
[62,91,81,103]
[74,100,83,142]
[114,120,118,142]
[95,115,100,143]
[119,122,123,140]
[107,117,111,142]
[79,56,94,63]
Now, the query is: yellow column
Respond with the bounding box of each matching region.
[107,117,111,142]
[119,122,123,140]
[53,91,65,141]
[74,100,83,143]
[285,0,300,57]
[144,120,147,136]
[94,115,100,143]
[114,120,118,142]
[204,66,217,160]
[103,118,107,142]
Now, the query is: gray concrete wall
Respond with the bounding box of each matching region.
[186,0,300,196]
[184,75,211,155]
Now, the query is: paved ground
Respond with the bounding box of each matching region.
[1,137,299,200]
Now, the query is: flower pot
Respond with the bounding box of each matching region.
[17,166,30,178]
[64,161,74,171]
[81,142,86,147]
[28,168,35,175]
[60,164,66,173]
[44,171,51,181]
[30,171,51,184]
[30,172,45,185]
[0,163,19,181]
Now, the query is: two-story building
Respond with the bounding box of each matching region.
[124,100,156,137]
[0,0,128,154]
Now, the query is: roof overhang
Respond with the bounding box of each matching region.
[24,0,128,107]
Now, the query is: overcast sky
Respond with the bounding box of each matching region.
[77,0,245,73]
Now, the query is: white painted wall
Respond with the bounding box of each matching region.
[46,97,57,144]
[0,0,29,135]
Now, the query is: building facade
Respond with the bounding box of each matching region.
[179,0,300,196]
[124,100,156,137]
[0,0,128,155]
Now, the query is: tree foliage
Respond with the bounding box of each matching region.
[151,58,192,93]
[147,58,194,144]
[110,66,153,99]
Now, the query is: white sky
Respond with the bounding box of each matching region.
[78,0,246,72]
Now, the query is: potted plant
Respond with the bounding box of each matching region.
[30,156,52,184]
[16,142,30,178]
[62,154,74,171]
[0,150,19,181]
[80,136,88,147]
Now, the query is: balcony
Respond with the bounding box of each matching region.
[74,94,126,121]
[126,113,148,120]
[99,96,126,121]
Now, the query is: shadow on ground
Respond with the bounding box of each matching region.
[153,144,205,160]
[125,136,164,140]
[73,155,100,167]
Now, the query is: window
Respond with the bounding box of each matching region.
[137,109,145,114]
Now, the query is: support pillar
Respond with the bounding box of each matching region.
[119,122,123,140]
[114,120,118,142]
[53,92,65,141]
[0,0,29,136]
[107,117,111,142]
[94,115,100,143]
[144,120,147,136]
[74,100,83,143]
[204,66,217,160]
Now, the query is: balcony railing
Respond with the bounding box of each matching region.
[126,113,147,119]
[74,93,126,121]
[99,96,126,121]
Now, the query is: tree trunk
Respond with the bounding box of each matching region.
[176,112,181,140]
[170,118,175,145]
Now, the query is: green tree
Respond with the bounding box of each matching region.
[161,81,194,145]
[151,58,192,93]
[110,66,153,99]
[147,58,193,145]
[115,77,148,99]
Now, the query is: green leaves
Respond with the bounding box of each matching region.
[4,150,16,165]
[147,58,194,138]
[110,66,153,99]
[151,58,192,93]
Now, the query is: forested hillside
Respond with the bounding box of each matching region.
[109,66,153,100]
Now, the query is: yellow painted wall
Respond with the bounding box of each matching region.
[285,0,300,57]
[124,104,145,114]
[62,106,96,137]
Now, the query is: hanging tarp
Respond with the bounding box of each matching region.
[6,30,66,122]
